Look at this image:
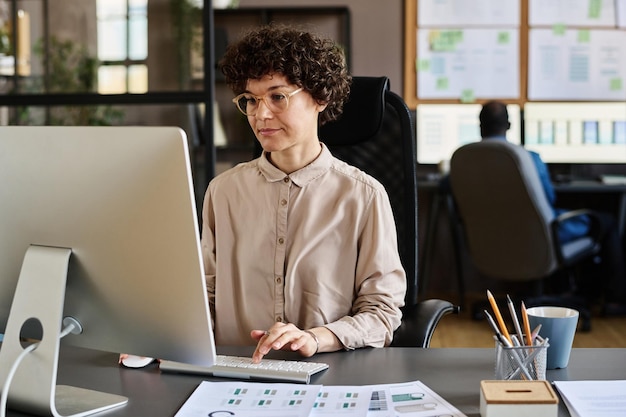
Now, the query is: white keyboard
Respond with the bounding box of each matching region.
[159,354,329,384]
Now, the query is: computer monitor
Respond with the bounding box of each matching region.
[524,102,626,163]
[416,103,522,164]
[0,126,215,416]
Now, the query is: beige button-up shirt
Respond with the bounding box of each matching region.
[201,144,406,349]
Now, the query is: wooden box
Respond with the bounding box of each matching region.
[480,380,558,417]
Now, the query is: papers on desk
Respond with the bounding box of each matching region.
[175,381,321,417]
[364,380,466,417]
[600,175,626,185]
[174,380,467,417]
[553,380,626,417]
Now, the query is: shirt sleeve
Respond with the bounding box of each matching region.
[530,151,590,242]
[200,186,217,328]
[531,151,556,206]
[324,189,407,349]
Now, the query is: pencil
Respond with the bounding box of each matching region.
[487,290,512,345]
[506,294,525,345]
[484,310,511,347]
[531,324,542,342]
[521,301,533,346]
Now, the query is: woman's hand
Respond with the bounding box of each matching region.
[250,322,319,363]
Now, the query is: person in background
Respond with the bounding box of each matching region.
[479,100,626,315]
[202,24,406,363]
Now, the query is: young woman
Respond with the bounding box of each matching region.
[204,24,406,363]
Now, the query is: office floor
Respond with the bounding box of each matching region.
[430,307,626,348]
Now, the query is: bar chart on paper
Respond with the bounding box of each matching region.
[174,380,467,417]
[174,381,321,417]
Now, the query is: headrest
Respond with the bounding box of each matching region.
[319,76,390,145]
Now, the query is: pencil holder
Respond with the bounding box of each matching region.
[494,336,549,381]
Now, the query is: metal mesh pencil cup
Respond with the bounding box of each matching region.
[494,336,549,380]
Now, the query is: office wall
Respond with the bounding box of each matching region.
[43,1,404,125]
[238,0,404,95]
[48,2,96,55]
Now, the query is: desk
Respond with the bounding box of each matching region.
[553,181,626,239]
[418,179,626,303]
[9,346,625,417]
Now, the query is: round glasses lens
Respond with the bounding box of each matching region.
[237,96,256,114]
[269,93,289,112]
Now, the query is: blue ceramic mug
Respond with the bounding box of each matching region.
[526,306,579,369]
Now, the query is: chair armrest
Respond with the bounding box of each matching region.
[390,299,460,348]
[552,208,594,224]
[550,209,602,266]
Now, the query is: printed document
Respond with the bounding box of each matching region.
[174,380,467,417]
[554,380,626,417]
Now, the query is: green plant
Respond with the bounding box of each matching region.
[17,36,124,126]
[0,25,11,55]
[170,0,198,88]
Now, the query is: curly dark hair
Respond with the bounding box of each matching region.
[219,24,351,125]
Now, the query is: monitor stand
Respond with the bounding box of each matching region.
[0,245,127,417]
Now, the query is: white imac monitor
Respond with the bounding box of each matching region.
[524,102,626,163]
[0,126,215,416]
[416,103,522,164]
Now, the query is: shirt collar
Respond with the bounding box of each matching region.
[257,142,333,187]
[483,135,508,141]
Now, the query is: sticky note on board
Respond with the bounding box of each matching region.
[577,30,590,43]
[588,0,602,19]
[432,37,453,52]
[436,77,449,90]
[417,59,430,72]
[497,31,510,44]
[430,30,462,52]
[450,30,463,44]
[460,89,475,103]
[610,78,623,91]
[430,32,448,52]
[553,24,566,35]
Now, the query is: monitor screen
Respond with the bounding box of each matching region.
[615,121,626,144]
[524,102,626,163]
[416,103,522,164]
[0,126,215,415]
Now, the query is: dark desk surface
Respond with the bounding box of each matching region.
[418,177,626,237]
[8,346,623,417]
[418,177,626,192]
[553,180,626,192]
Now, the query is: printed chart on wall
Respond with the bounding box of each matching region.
[416,28,520,100]
[528,29,626,100]
[529,0,619,26]
[528,0,626,100]
[619,0,626,28]
[417,0,519,26]
[415,0,520,101]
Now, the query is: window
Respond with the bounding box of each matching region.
[96,0,148,94]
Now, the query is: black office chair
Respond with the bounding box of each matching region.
[449,140,601,331]
[319,76,459,347]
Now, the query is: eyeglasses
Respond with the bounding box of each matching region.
[232,88,304,116]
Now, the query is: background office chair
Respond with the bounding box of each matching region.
[449,140,601,331]
[318,76,458,347]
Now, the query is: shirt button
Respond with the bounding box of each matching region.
[276,276,282,284]
[283,177,290,183]
[280,199,287,206]
[278,237,284,244]
[276,316,283,322]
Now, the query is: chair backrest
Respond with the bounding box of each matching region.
[449,140,558,281]
[319,76,419,306]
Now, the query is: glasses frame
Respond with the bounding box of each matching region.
[232,88,304,116]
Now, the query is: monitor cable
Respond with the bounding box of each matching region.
[0,317,82,417]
